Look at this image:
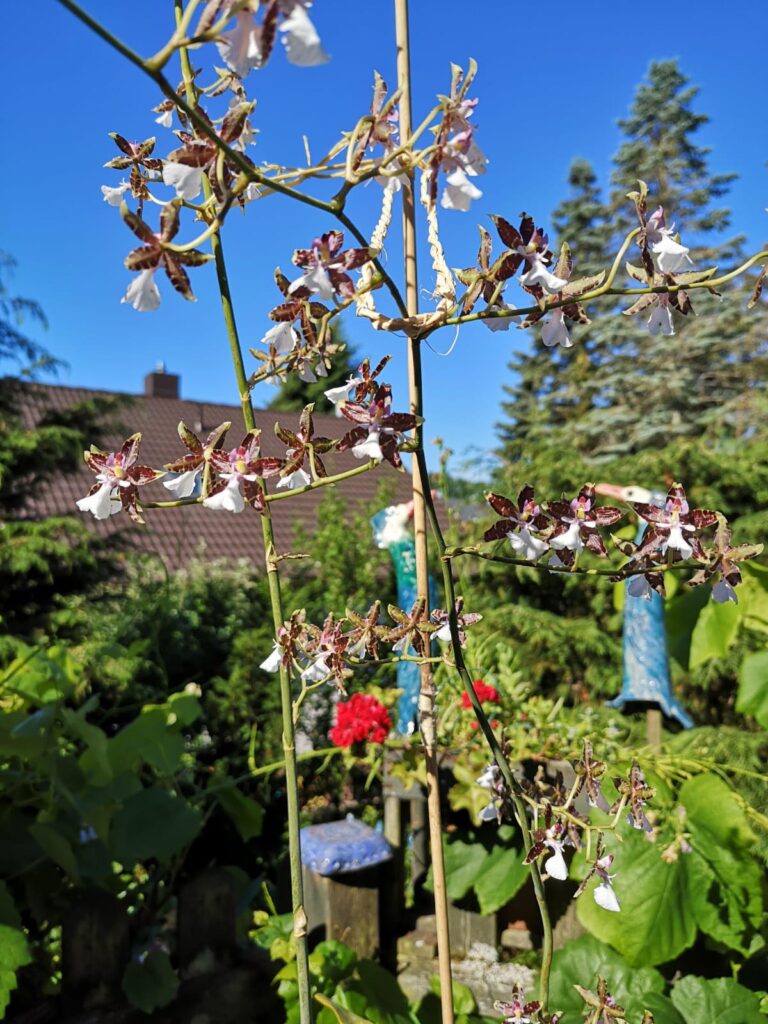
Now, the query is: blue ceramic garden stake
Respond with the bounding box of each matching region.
[371,503,438,735]
[596,485,694,737]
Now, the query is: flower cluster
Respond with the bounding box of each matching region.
[494,984,561,1024]
[329,693,392,748]
[259,597,481,690]
[481,481,750,604]
[428,62,486,212]
[212,0,329,78]
[479,743,657,917]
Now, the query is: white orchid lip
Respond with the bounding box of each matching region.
[203,475,245,513]
[76,481,121,520]
[122,269,161,312]
[352,430,384,462]
[519,255,568,295]
[163,468,201,498]
[162,161,204,201]
[260,321,298,355]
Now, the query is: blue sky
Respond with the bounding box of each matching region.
[1,1,765,473]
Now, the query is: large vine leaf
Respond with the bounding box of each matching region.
[315,993,375,1024]
[429,826,527,914]
[109,788,201,864]
[736,650,768,728]
[575,828,697,966]
[121,951,178,1014]
[680,773,763,954]
[0,924,32,1018]
[670,975,767,1024]
[689,598,740,669]
[548,934,665,1023]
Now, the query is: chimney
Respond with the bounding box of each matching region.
[144,361,179,399]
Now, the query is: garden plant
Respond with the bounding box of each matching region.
[2,2,767,1023]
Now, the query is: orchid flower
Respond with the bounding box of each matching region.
[76,433,164,524]
[631,482,716,562]
[646,205,694,275]
[494,986,545,1024]
[547,484,623,567]
[203,429,282,513]
[163,420,231,499]
[338,383,419,469]
[288,230,373,300]
[484,486,550,560]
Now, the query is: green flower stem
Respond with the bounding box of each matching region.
[430,242,768,334]
[444,545,694,578]
[417,457,554,1011]
[172,11,313,1022]
[142,460,381,509]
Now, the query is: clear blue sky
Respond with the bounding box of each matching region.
[1,1,765,474]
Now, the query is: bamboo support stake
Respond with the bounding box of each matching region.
[394,2,454,1021]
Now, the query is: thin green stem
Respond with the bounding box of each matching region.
[173,7,313,1020]
[444,545,694,578]
[418,457,554,1010]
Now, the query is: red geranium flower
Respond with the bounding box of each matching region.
[460,680,500,708]
[329,694,392,748]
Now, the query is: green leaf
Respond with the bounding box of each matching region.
[576,828,697,966]
[739,563,768,635]
[109,788,201,864]
[689,598,740,669]
[216,783,264,841]
[472,841,528,916]
[315,993,375,1024]
[121,951,179,1014]
[665,585,709,670]
[430,976,477,1016]
[29,822,80,881]
[548,934,665,1022]
[670,975,767,1023]
[0,924,32,1017]
[0,885,21,930]
[343,959,412,1021]
[680,773,763,953]
[736,650,768,727]
[639,992,686,1024]
[108,707,184,776]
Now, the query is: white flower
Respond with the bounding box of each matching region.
[260,321,298,355]
[477,765,498,789]
[245,182,261,201]
[203,476,245,513]
[101,181,130,206]
[482,301,518,332]
[593,854,621,912]
[544,842,568,881]
[216,10,262,78]
[280,4,329,67]
[288,261,335,301]
[647,301,675,336]
[478,802,499,823]
[519,256,567,295]
[154,107,173,129]
[297,359,317,383]
[163,468,201,498]
[508,528,548,561]
[548,551,567,572]
[324,377,360,406]
[352,430,384,462]
[162,161,204,200]
[652,233,693,275]
[541,308,572,348]
[434,623,452,643]
[277,467,311,490]
[550,521,584,554]
[628,574,654,600]
[712,578,738,604]
[594,880,621,912]
[301,655,330,683]
[664,524,694,560]
[441,167,483,212]
[76,481,121,520]
[122,269,161,312]
[260,643,282,673]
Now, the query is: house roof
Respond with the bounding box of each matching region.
[16,377,416,571]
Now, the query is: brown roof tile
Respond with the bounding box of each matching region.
[16,381,416,571]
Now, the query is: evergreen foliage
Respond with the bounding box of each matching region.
[0,255,120,638]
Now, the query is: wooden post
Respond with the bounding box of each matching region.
[177,868,237,969]
[62,888,129,1011]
